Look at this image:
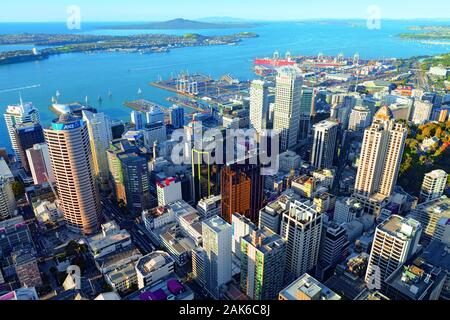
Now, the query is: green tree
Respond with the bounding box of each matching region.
[11,181,25,199]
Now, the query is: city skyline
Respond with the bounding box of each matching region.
[0,1,449,306]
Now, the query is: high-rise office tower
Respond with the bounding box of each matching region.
[82,111,113,186]
[348,105,371,132]
[13,122,45,172]
[0,176,16,221]
[240,228,286,300]
[365,215,422,290]
[273,68,303,151]
[420,170,448,203]
[4,101,40,163]
[316,221,349,280]
[221,160,264,224]
[26,143,55,185]
[120,153,151,213]
[281,199,323,280]
[310,120,338,169]
[130,111,144,130]
[191,148,220,204]
[170,105,185,129]
[44,114,101,235]
[249,80,270,134]
[202,216,232,298]
[354,107,407,210]
[298,87,313,142]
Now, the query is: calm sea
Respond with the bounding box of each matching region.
[0,20,450,151]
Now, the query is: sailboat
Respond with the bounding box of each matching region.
[137,88,142,95]
[108,90,112,98]
[98,95,103,103]
[85,96,89,105]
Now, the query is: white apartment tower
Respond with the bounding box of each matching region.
[281,199,323,280]
[365,215,422,289]
[420,170,448,203]
[273,68,303,151]
[354,106,407,200]
[249,80,270,134]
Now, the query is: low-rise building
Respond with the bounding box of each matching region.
[279,273,341,300]
[104,262,138,294]
[87,222,132,259]
[136,251,175,289]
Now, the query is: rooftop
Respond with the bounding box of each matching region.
[378,215,421,241]
[280,273,341,300]
[242,227,285,255]
[136,251,173,275]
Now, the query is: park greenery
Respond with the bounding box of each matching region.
[398,120,450,195]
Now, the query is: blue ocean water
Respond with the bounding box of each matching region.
[0,20,450,151]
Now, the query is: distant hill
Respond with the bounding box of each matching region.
[197,17,250,23]
[103,18,257,30]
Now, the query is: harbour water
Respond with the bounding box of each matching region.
[1,20,450,150]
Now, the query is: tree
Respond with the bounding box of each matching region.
[11,181,25,199]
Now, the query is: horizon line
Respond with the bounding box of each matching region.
[1,17,450,23]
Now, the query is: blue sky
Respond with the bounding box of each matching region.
[1,0,450,22]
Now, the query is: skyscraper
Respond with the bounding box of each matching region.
[44,114,101,235]
[249,80,270,134]
[202,216,232,298]
[273,68,303,151]
[170,105,185,129]
[281,199,323,280]
[191,148,220,204]
[0,176,16,221]
[298,87,313,142]
[221,160,264,224]
[240,228,286,300]
[120,152,151,213]
[13,122,45,172]
[4,101,40,163]
[26,143,55,185]
[310,120,338,169]
[354,107,407,213]
[365,215,422,290]
[420,170,448,203]
[82,111,113,186]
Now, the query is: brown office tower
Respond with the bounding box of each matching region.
[221,162,264,224]
[44,114,101,235]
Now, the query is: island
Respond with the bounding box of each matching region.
[0,32,259,66]
[398,25,450,40]
[99,18,258,30]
